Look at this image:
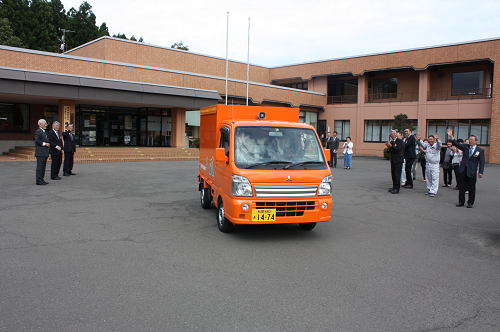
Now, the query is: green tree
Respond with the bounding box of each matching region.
[171,41,188,50]
[112,32,127,39]
[0,17,24,47]
[129,35,136,41]
[97,22,109,37]
[28,0,58,52]
[0,0,31,47]
[66,1,99,50]
[392,113,416,134]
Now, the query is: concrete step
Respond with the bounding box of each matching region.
[2,146,200,163]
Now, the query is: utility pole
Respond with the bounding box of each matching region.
[59,28,75,52]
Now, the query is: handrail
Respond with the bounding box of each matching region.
[327,95,358,104]
[427,88,492,101]
[365,92,419,103]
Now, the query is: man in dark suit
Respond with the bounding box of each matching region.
[447,129,485,208]
[326,132,333,167]
[47,121,63,180]
[402,128,416,188]
[386,130,405,194]
[62,123,76,176]
[34,119,50,185]
[330,131,339,167]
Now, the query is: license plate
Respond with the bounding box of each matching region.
[251,209,276,222]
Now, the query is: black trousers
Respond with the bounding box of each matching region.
[458,169,477,205]
[391,162,403,190]
[405,158,415,186]
[443,167,453,185]
[36,156,48,183]
[63,152,74,173]
[331,152,337,167]
[50,154,62,178]
[421,157,426,180]
[453,165,460,188]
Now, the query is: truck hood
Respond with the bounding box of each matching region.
[238,168,331,185]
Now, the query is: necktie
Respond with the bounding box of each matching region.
[469,147,474,158]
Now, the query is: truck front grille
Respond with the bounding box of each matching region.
[255,201,316,217]
[254,185,318,198]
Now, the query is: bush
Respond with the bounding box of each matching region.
[189,138,200,148]
[383,148,391,160]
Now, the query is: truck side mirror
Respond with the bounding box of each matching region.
[323,149,331,162]
[216,148,229,162]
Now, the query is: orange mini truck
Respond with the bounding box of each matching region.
[198,105,332,233]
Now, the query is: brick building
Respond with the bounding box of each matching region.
[1,36,498,163]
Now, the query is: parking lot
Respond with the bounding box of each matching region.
[1,157,499,331]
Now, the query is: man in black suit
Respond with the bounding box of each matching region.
[47,121,63,180]
[447,129,485,208]
[62,123,76,176]
[34,119,50,185]
[386,130,405,194]
[402,128,416,188]
[326,132,339,167]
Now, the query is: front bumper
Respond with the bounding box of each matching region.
[223,195,332,225]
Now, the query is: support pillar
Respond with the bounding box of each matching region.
[356,75,368,154]
[170,108,186,148]
[417,70,430,138]
[58,99,76,132]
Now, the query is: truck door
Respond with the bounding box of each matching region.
[215,127,232,197]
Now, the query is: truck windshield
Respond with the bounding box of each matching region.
[234,126,327,170]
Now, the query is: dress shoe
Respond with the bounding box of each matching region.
[388,187,394,192]
[390,189,399,194]
[36,182,46,185]
[403,185,413,189]
[42,181,49,185]
[69,172,76,175]
[456,203,464,207]
[466,204,473,208]
[51,177,62,180]
[63,173,70,176]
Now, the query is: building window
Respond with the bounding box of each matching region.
[278,82,308,90]
[373,78,398,94]
[427,119,490,145]
[364,120,395,142]
[327,78,358,104]
[452,71,483,95]
[299,111,318,130]
[0,103,29,131]
[334,120,350,140]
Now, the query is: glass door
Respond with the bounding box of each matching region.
[81,112,104,145]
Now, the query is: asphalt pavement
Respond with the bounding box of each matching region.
[0,157,499,331]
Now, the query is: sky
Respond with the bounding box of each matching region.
[61,0,500,68]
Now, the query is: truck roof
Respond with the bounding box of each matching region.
[200,105,300,123]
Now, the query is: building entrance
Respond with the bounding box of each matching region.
[76,106,172,147]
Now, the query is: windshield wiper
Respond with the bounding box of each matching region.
[244,161,292,169]
[283,161,324,169]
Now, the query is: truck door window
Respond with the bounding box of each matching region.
[219,128,230,157]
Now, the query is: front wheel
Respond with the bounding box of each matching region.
[299,222,316,230]
[217,198,234,233]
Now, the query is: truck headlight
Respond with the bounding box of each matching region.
[318,175,332,196]
[231,174,253,197]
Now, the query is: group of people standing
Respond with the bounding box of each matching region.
[34,119,76,185]
[386,127,485,208]
[326,131,353,170]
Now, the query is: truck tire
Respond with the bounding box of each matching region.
[200,182,211,209]
[217,198,233,233]
[299,222,316,230]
